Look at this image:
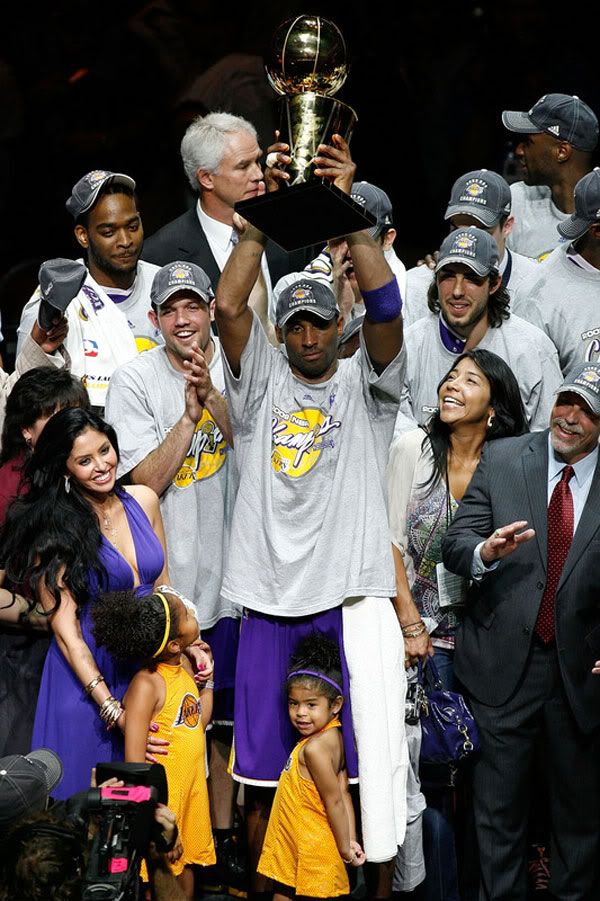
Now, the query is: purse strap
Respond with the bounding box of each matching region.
[417,658,444,691]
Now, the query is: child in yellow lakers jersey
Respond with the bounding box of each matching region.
[258,633,365,900]
[92,586,216,900]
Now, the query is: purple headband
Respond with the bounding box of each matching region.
[287,669,343,695]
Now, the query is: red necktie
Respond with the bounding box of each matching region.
[534,464,575,644]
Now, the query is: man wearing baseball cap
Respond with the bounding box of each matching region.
[104,260,242,891]
[395,226,562,434]
[0,748,63,835]
[502,93,598,261]
[16,169,163,409]
[405,169,538,326]
[442,360,600,899]
[0,258,74,436]
[215,138,408,895]
[515,168,600,376]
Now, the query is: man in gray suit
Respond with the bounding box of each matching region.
[442,361,600,900]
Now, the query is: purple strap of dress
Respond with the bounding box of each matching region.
[287,669,343,695]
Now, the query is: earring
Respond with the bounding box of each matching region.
[64,476,71,494]
[487,415,494,429]
[24,437,32,449]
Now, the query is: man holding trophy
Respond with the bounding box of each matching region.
[214,20,408,898]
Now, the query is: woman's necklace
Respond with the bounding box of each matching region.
[93,498,119,547]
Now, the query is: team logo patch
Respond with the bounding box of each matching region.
[271,405,341,478]
[84,338,98,357]
[86,169,110,187]
[455,234,476,252]
[173,409,227,489]
[465,182,484,197]
[167,263,195,287]
[173,692,201,729]
[78,304,89,321]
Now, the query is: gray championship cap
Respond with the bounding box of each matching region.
[339,314,364,347]
[555,361,600,414]
[275,279,339,328]
[502,93,599,153]
[435,227,500,278]
[151,261,213,307]
[0,749,63,832]
[66,169,136,218]
[350,181,393,237]
[38,258,87,330]
[444,170,511,228]
[557,168,600,241]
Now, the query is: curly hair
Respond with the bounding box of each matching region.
[0,812,84,901]
[286,632,343,703]
[426,269,510,328]
[92,589,181,666]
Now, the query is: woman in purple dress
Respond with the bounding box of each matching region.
[0,407,185,798]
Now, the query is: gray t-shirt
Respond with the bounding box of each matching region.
[394,312,562,434]
[506,182,569,261]
[221,313,405,617]
[405,249,537,325]
[104,338,235,629]
[515,242,600,375]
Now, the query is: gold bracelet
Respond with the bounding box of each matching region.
[84,674,105,696]
[402,623,427,639]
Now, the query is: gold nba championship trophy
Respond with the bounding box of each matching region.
[234,15,375,250]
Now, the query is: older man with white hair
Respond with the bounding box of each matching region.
[142,111,309,320]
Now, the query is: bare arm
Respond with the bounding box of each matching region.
[215,226,268,376]
[347,230,403,369]
[39,576,124,726]
[123,672,161,762]
[0,587,48,631]
[391,543,433,665]
[303,736,356,863]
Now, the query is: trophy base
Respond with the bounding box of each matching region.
[234,180,376,252]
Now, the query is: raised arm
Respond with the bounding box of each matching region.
[215,225,267,376]
[347,230,403,370]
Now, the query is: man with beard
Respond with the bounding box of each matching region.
[395,226,562,433]
[442,362,600,899]
[502,93,598,261]
[17,170,162,409]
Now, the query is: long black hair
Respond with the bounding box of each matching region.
[0,408,119,613]
[0,368,90,466]
[420,348,528,495]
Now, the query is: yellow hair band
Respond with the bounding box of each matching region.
[152,592,171,658]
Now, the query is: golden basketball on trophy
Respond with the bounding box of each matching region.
[235,14,374,251]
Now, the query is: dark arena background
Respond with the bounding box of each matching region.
[0,0,597,361]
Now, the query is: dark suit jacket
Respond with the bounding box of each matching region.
[442,430,600,733]
[141,206,311,290]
